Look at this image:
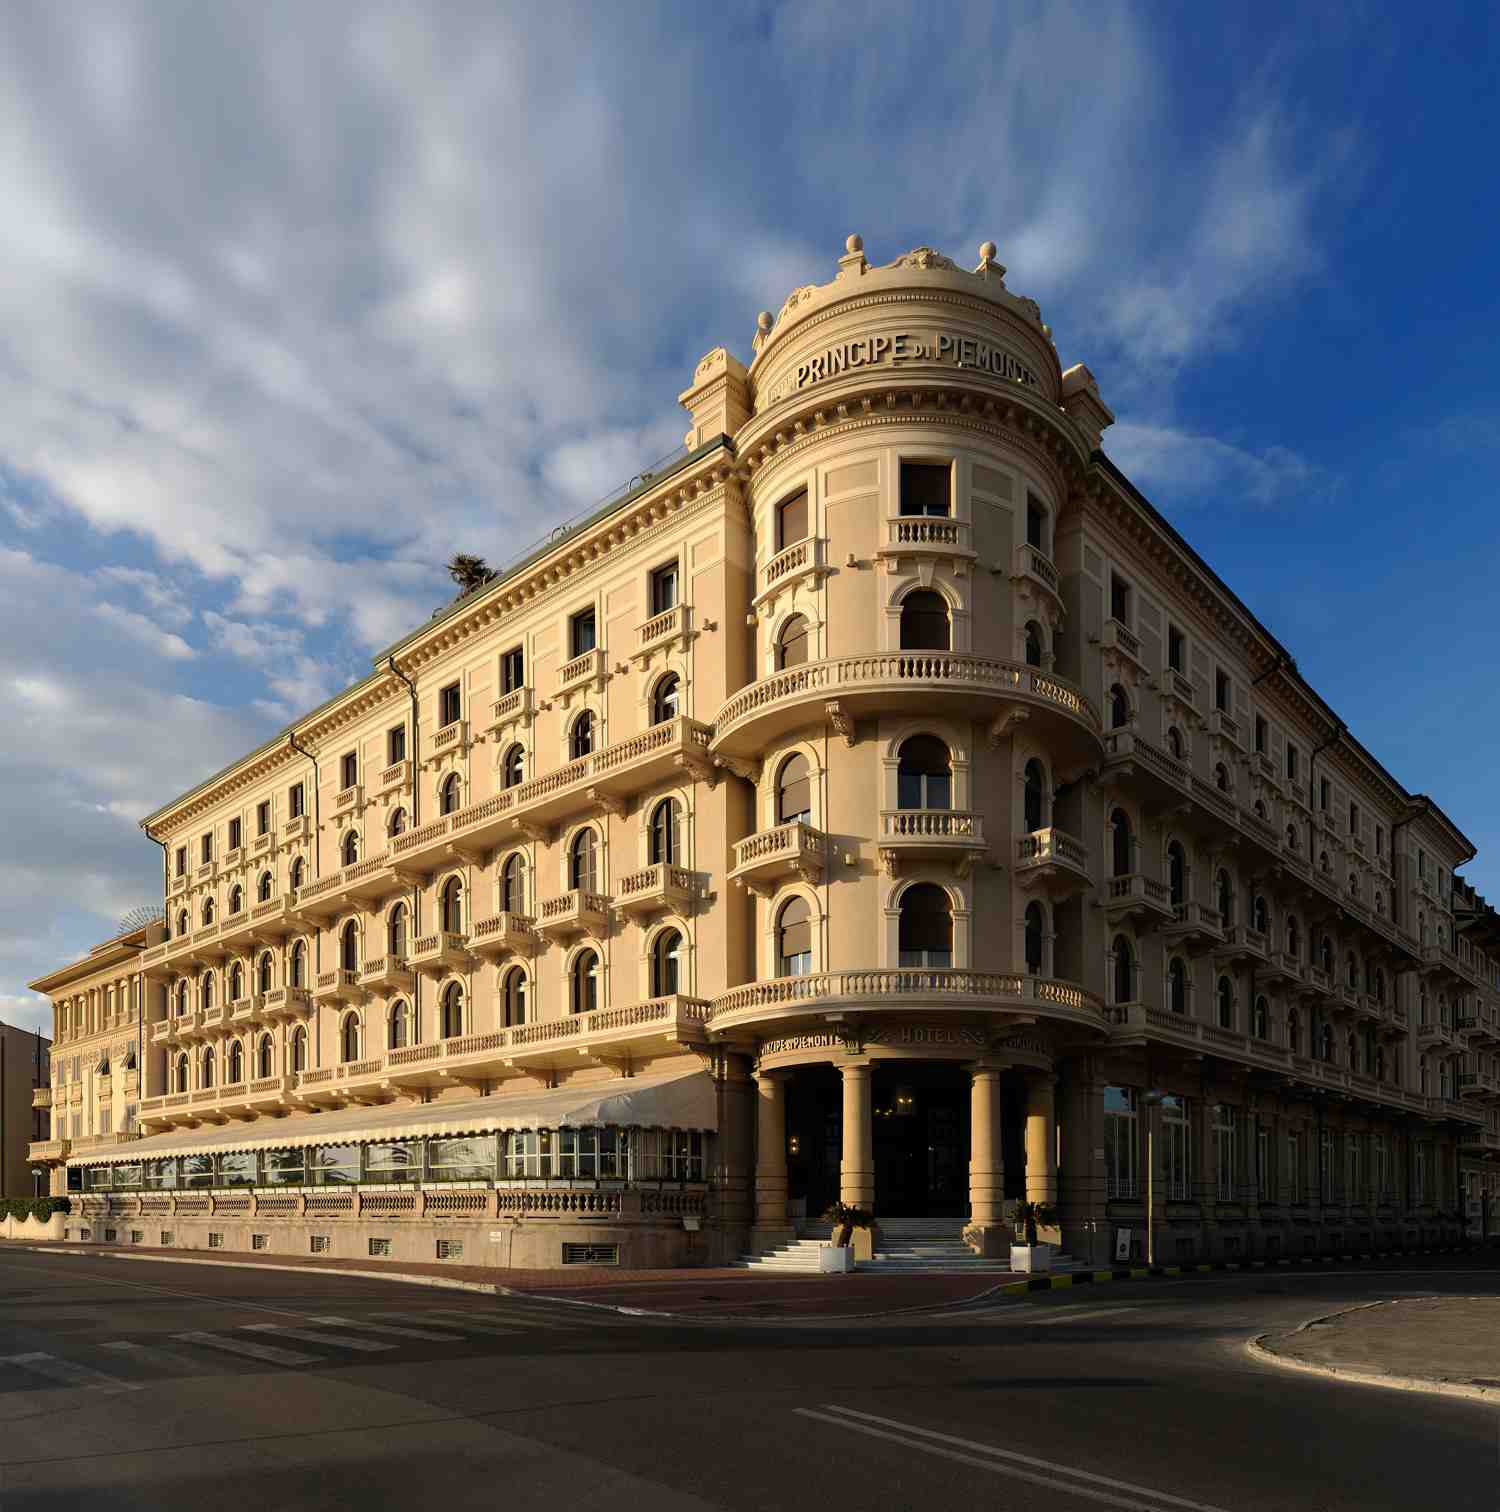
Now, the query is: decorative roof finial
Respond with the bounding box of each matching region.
[979,240,997,261]
[756,310,773,333]
[846,233,864,254]
[976,240,1006,279]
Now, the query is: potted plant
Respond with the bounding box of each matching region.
[1009,1199,1058,1273]
[820,1201,872,1272]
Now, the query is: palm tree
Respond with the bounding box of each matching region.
[446,554,495,598]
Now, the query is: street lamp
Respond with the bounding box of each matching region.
[30,1166,44,1199]
[1142,1090,1164,1266]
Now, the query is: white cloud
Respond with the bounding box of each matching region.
[92,601,196,659]
[0,993,50,1037]
[1105,422,1328,510]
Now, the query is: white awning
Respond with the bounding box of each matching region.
[70,1066,717,1165]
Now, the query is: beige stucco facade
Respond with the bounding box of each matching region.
[26,235,1500,1266]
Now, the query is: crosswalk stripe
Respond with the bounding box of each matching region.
[0,1351,142,1393]
[172,1331,318,1366]
[100,1340,222,1374]
[241,1323,397,1353]
[1026,1305,1142,1325]
[421,1306,570,1331]
[304,1314,463,1342]
[369,1312,522,1337]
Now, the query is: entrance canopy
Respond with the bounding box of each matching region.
[69,1067,717,1166]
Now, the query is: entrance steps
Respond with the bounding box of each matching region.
[733,1218,1084,1275]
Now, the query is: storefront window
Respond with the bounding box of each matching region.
[113,1163,143,1190]
[365,1142,421,1183]
[1103,1087,1139,1199]
[146,1159,178,1190]
[219,1152,256,1188]
[182,1154,215,1189]
[1161,1096,1192,1201]
[426,1137,495,1183]
[312,1145,360,1186]
[263,1149,305,1186]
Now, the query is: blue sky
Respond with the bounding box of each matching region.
[2,2,1497,1034]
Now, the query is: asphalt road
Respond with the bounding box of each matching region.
[0,1249,1495,1511]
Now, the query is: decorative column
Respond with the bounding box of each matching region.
[1024,1073,1059,1208]
[838,1061,874,1210]
[752,1070,791,1242]
[967,1064,1007,1256]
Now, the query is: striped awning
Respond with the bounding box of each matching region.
[68,1066,716,1165]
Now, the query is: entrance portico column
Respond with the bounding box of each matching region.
[968,1065,1006,1230]
[753,1070,789,1234]
[1025,1073,1059,1207]
[838,1061,875,1210]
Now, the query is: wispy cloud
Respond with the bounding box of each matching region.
[1105,422,1331,511]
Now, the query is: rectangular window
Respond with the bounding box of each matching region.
[100,1108,112,1135]
[1286,743,1299,782]
[182,1154,214,1189]
[219,1152,256,1188]
[1026,493,1047,551]
[251,1233,268,1251]
[438,682,462,727]
[1215,669,1230,712]
[228,817,242,851]
[368,1237,392,1258]
[1373,1135,1387,1199]
[130,1230,143,1245]
[426,1136,496,1183]
[1167,625,1185,673]
[289,783,305,819]
[1349,801,1360,837]
[1319,777,1330,812]
[1254,714,1268,754]
[387,725,406,765]
[436,1239,464,1261]
[1109,573,1132,626]
[1103,1087,1139,1199]
[1376,825,1385,859]
[263,1149,306,1186]
[364,1142,421,1183]
[256,801,270,837]
[1255,1121,1270,1202]
[899,460,951,517]
[500,646,525,694]
[1417,847,1427,879]
[312,1145,360,1186]
[310,1235,330,1254]
[775,488,809,550]
[568,609,596,659]
[649,561,679,615]
[207,1232,223,1249]
[1161,1096,1192,1201]
[1345,1135,1360,1205]
[174,846,187,877]
[340,751,357,789]
[124,1104,137,1133]
[200,833,213,864]
[1319,1131,1334,1201]
[160,1230,174,1247]
[1215,1105,1237,1201]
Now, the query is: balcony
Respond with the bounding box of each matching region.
[312,969,364,1005]
[1011,826,1090,896]
[1102,729,1189,803]
[262,986,313,1022]
[877,516,976,569]
[1099,617,1144,668]
[1214,924,1268,966]
[283,814,310,843]
[376,758,412,795]
[1102,873,1173,926]
[1302,965,1333,1000]
[1010,542,1062,606]
[881,810,989,875]
[756,536,830,606]
[504,994,711,1074]
[360,956,416,995]
[247,896,297,939]
[139,941,171,980]
[334,783,363,814]
[408,932,473,977]
[617,863,694,917]
[28,1140,69,1163]
[294,870,354,921]
[485,687,533,736]
[174,1011,206,1041]
[228,996,261,1028]
[556,648,607,699]
[469,912,538,959]
[729,823,828,895]
[1252,750,1279,787]
[1207,708,1243,751]
[150,1019,176,1046]
[31,1086,51,1110]
[1415,1021,1458,1051]
[251,830,274,857]
[216,1073,297,1119]
[432,718,470,757]
[1160,901,1224,951]
[1263,948,1305,987]
[1109,1003,1293,1075]
[712,654,1100,768]
[216,909,254,950]
[536,892,610,939]
[633,604,694,663]
[1459,1071,1500,1100]
[1461,1127,1500,1154]
[189,922,227,962]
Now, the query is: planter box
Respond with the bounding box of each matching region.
[1009,1243,1052,1273]
[819,1244,856,1273]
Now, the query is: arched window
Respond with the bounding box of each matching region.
[1112,935,1134,1005]
[175,981,189,1017]
[228,962,244,1003]
[1346,951,1359,989]
[341,830,359,867]
[228,1041,244,1085]
[340,920,359,972]
[1168,957,1187,1014]
[1319,1020,1333,1061]
[389,1000,409,1049]
[389,806,408,837]
[257,872,273,903]
[290,1025,308,1072]
[256,1034,273,1079]
[174,1055,189,1094]
[176,910,189,938]
[1024,902,1044,974]
[777,896,812,977]
[1216,869,1232,924]
[388,902,408,959]
[229,885,243,916]
[1320,935,1333,975]
[1286,915,1301,958]
[1348,871,1359,900]
[501,966,528,1026]
[1346,1031,1357,1069]
[440,983,463,1039]
[1023,759,1046,833]
[200,973,215,1010]
[289,857,305,891]
[776,753,812,825]
[652,673,680,725]
[1372,967,1385,1005]
[340,1013,360,1063]
[899,590,949,652]
[650,798,682,864]
[1216,976,1234,1029]
[1109,685,1130,730]
[1285,823,1298,851]
[501,745,525,789]
[1419,1055,1430,1095]
[439,876,464,934]
[1375,1045,1386,1081]
[500,852,527,914]
[440,773,462,815]
[1214,762,1231,794]
[569,829,599,892]
[1287,1008,1300,1055]
[202,897,215,926]
[571,949,600,1015]
[569,711,595,761]
[898,736,952,811]
[1253,799,1267,821]
[1319,850,1331,874]
[289,939,307,988]
[652,928,683,997]
[201,1046,216,1089]
[898,883,952,968]
[777,614,810,670]
[1252,895,1268,934]
[1252,996,1269,1040]
[1167,726,1185,760]
[1374,890,1385,917]
[1110,809,1133,878]
[1024,621,1044,669]
[1167,841,1186,907]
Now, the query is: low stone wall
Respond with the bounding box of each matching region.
[0,1212,66,1242]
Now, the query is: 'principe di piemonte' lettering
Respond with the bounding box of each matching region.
[793,331,1040,393]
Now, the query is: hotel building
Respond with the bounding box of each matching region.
[27,235,1500,1266]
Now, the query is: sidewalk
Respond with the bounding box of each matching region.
[1252,1297,1500,1404]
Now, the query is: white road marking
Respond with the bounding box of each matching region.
[304,1314,464,1342]
[421,1305,569,1330]
[800,1404,1236,1512]
[1025,1305,1143,1325]
[0,1351,142,1393]
[172,1331,318,1366]
[100,1339,222,1374]
[241,1323,396,1353]
[371,1312,523,1337]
